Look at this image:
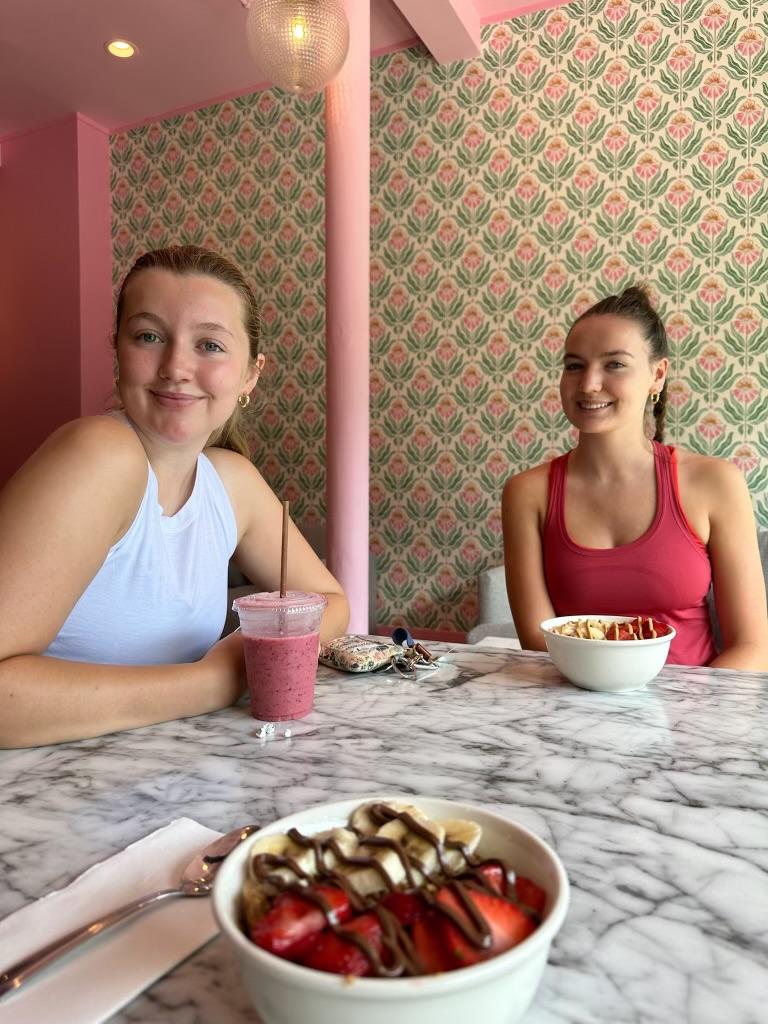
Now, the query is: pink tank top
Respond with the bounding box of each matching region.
[543,442,717,666]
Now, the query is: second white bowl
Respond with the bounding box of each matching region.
[540,614,675,691]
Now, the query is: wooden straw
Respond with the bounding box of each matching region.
[280,499,289,598]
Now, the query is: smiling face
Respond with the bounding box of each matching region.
[560,314,668,438]
[115,268,263,450]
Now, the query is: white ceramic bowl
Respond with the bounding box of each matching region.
[213,795,570,1024]
[540,614,676,691]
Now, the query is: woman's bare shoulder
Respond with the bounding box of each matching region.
[673,447,754,534]
[203,447,276,534]
[673,446,746,493]
[49,414,144,452]
[0,416,149,553]
[204,446,267,490]
[7,416,147,502]
[502,460,551,506]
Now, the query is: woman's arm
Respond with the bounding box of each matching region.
[208,449,349,643]
[0,419,247,748]
[702,460,768,671]
[501,467,555,652]
[0,636,245,748]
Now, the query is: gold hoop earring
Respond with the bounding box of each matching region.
[650,391,660,406]
[238,393,251,409]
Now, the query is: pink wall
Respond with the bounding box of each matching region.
[0,118,81,484]
[0,115,113,485]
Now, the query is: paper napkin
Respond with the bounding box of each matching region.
[0,818,223,1024]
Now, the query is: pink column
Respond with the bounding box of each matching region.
[325,1,371,633]
[76,116,114,417]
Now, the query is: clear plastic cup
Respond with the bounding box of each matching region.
[232,591,326,722]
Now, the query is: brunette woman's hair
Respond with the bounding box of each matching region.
[114,245,261,458]
[570,285,669,442]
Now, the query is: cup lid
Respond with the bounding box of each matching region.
[232,591,327,613]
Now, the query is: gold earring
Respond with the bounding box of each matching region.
[238,393,250,409]
[650,391,660,406]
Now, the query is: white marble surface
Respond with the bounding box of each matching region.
[1,646,766,1023]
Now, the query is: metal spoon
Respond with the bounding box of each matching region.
[0,823,257,999]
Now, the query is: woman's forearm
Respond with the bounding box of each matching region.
[319,592,350,644]
[709,643,768,672]
[0,646,245,749]
[0,593,346,748]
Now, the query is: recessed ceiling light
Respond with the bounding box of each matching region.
[105,39,137,59]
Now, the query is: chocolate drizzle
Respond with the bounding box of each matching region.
[246,803,542,977]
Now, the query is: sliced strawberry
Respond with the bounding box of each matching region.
[380,890,427,925]
[435,885,537,969]
[602,622,623,641]
[411,911,455,975]
[473,861,507,895]
[249,885,351,959]
[515,876,546,915]
[301,912,383,976]
[439,920,484,968]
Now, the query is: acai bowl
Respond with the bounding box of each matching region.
[213,795,569,1024]
[540,614,676,691]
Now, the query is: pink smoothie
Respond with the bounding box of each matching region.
[242,632,320,721]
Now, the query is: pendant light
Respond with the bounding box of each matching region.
[245,0,350,95]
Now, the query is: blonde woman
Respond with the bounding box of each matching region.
[0,246,348,747]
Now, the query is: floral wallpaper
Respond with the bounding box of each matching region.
[112,0,768,636]
[111,91,329,526]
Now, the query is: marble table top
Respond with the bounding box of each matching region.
[1,645,766,1023]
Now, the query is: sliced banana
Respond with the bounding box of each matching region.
[247,832,316,885]
[242,803,488,913]
[347,800,427,836]
[319,827,359,871]
[340,833,409,896]
[376,816,446,882]
[440,818,483,872]
[341,860,400,896]
[341,805,445,894]
[347,802,380,836]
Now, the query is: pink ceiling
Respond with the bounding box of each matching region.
[0,0,565,141]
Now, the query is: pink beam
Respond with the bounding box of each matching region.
[325,1,371,633]
[476,1,568,23]
[391,0,481,63]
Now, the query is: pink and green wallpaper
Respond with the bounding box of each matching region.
[111,90,329,524]
[111,0,768,635]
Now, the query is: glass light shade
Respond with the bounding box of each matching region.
[246,0,350,95]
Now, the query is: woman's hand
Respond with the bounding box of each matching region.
[198,629,247,703]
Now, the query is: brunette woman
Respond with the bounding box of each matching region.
[502,286,768,668]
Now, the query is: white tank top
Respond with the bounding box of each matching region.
[44,453,238,665]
